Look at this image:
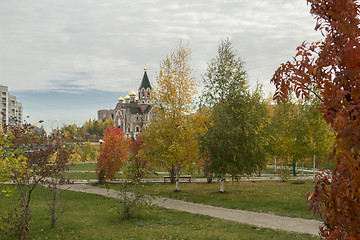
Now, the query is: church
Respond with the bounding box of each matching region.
[113,68,153,138]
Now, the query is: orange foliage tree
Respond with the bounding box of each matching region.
[96,126,130,182]
[271,0,360,238]
[127,135,152,182]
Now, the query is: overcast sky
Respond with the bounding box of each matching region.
[0,0,322,131]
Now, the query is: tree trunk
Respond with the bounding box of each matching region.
[19,204,31,240]
[313,150,316,180]
[292,160,296,176]
[301,158,304,182]
[175,178,179,191]
[207,174,213,183]
[280,151,285,181]
[220,176,224,193]
[175,168,180,191]
[169,165,176,184]
[51,187,57,228]
[274,157,277,173]
[124,181,128,218]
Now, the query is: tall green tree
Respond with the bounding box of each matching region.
[298,96,334,179]
[269,98,297,181]
[200,38,269,192]
[201,38,247,106]
[292,99,310,181]
[143,41,199,191]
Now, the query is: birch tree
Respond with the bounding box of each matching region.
[297,96,334,180]
[200,38,269,192]
[144,41,199,191]
[269,98,297,181]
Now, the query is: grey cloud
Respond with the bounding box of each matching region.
[1,0,322,96]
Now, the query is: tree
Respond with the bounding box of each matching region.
[200,39,269,192]
[297,96,334,180]
[112,135,154,219]
[126,135,152,182]
[143,41,199,191]
[96,126,130,182]
[192,106,213,182]
[0,123,74,239]
[268,98,297,181]
[43,144,74,229]
[271,0,360,238]
[76,141,99,162]
[60,118,114,142]
[0,130,27,235]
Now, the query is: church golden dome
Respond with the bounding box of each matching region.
[118,96,124,102]
[124,95,130,101]
[135,97,139,102]
[129,90,136,97]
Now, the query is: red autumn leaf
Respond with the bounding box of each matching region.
[271,0,360,238]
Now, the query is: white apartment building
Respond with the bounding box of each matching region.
[17,102,23,125]
[0,85,9,125]
[0,85,23,126]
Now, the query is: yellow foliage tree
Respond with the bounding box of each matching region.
[0,131,27,233]
[144,41,199,191]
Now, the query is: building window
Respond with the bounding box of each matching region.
[135,126,140,132]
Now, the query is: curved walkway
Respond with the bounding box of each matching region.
[60,184,321,236]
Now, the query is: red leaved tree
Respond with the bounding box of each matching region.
[96,126,130,182]
[127,135,152,182]
[271,0,360,238]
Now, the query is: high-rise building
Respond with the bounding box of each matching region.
[16,102,23,125]
[8,95,17,125]
[0,85,9,125]
[0,85,23,126]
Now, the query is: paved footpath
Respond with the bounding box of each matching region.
[60,184,321,236]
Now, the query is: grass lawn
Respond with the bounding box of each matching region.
[69,162,96,171]
[0,185,317,240]
[67,163,314,180]
[103,180,317,220]
[65,164,205,180]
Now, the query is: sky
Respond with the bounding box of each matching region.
[0,0,322,132]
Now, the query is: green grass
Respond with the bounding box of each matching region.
[0,185,317,239]
[69,162,96,171]
[68,163,313,179]
[104,180,317,220]
[317,162,334,170]
[65,165,205,180]
[67,163,314,180]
